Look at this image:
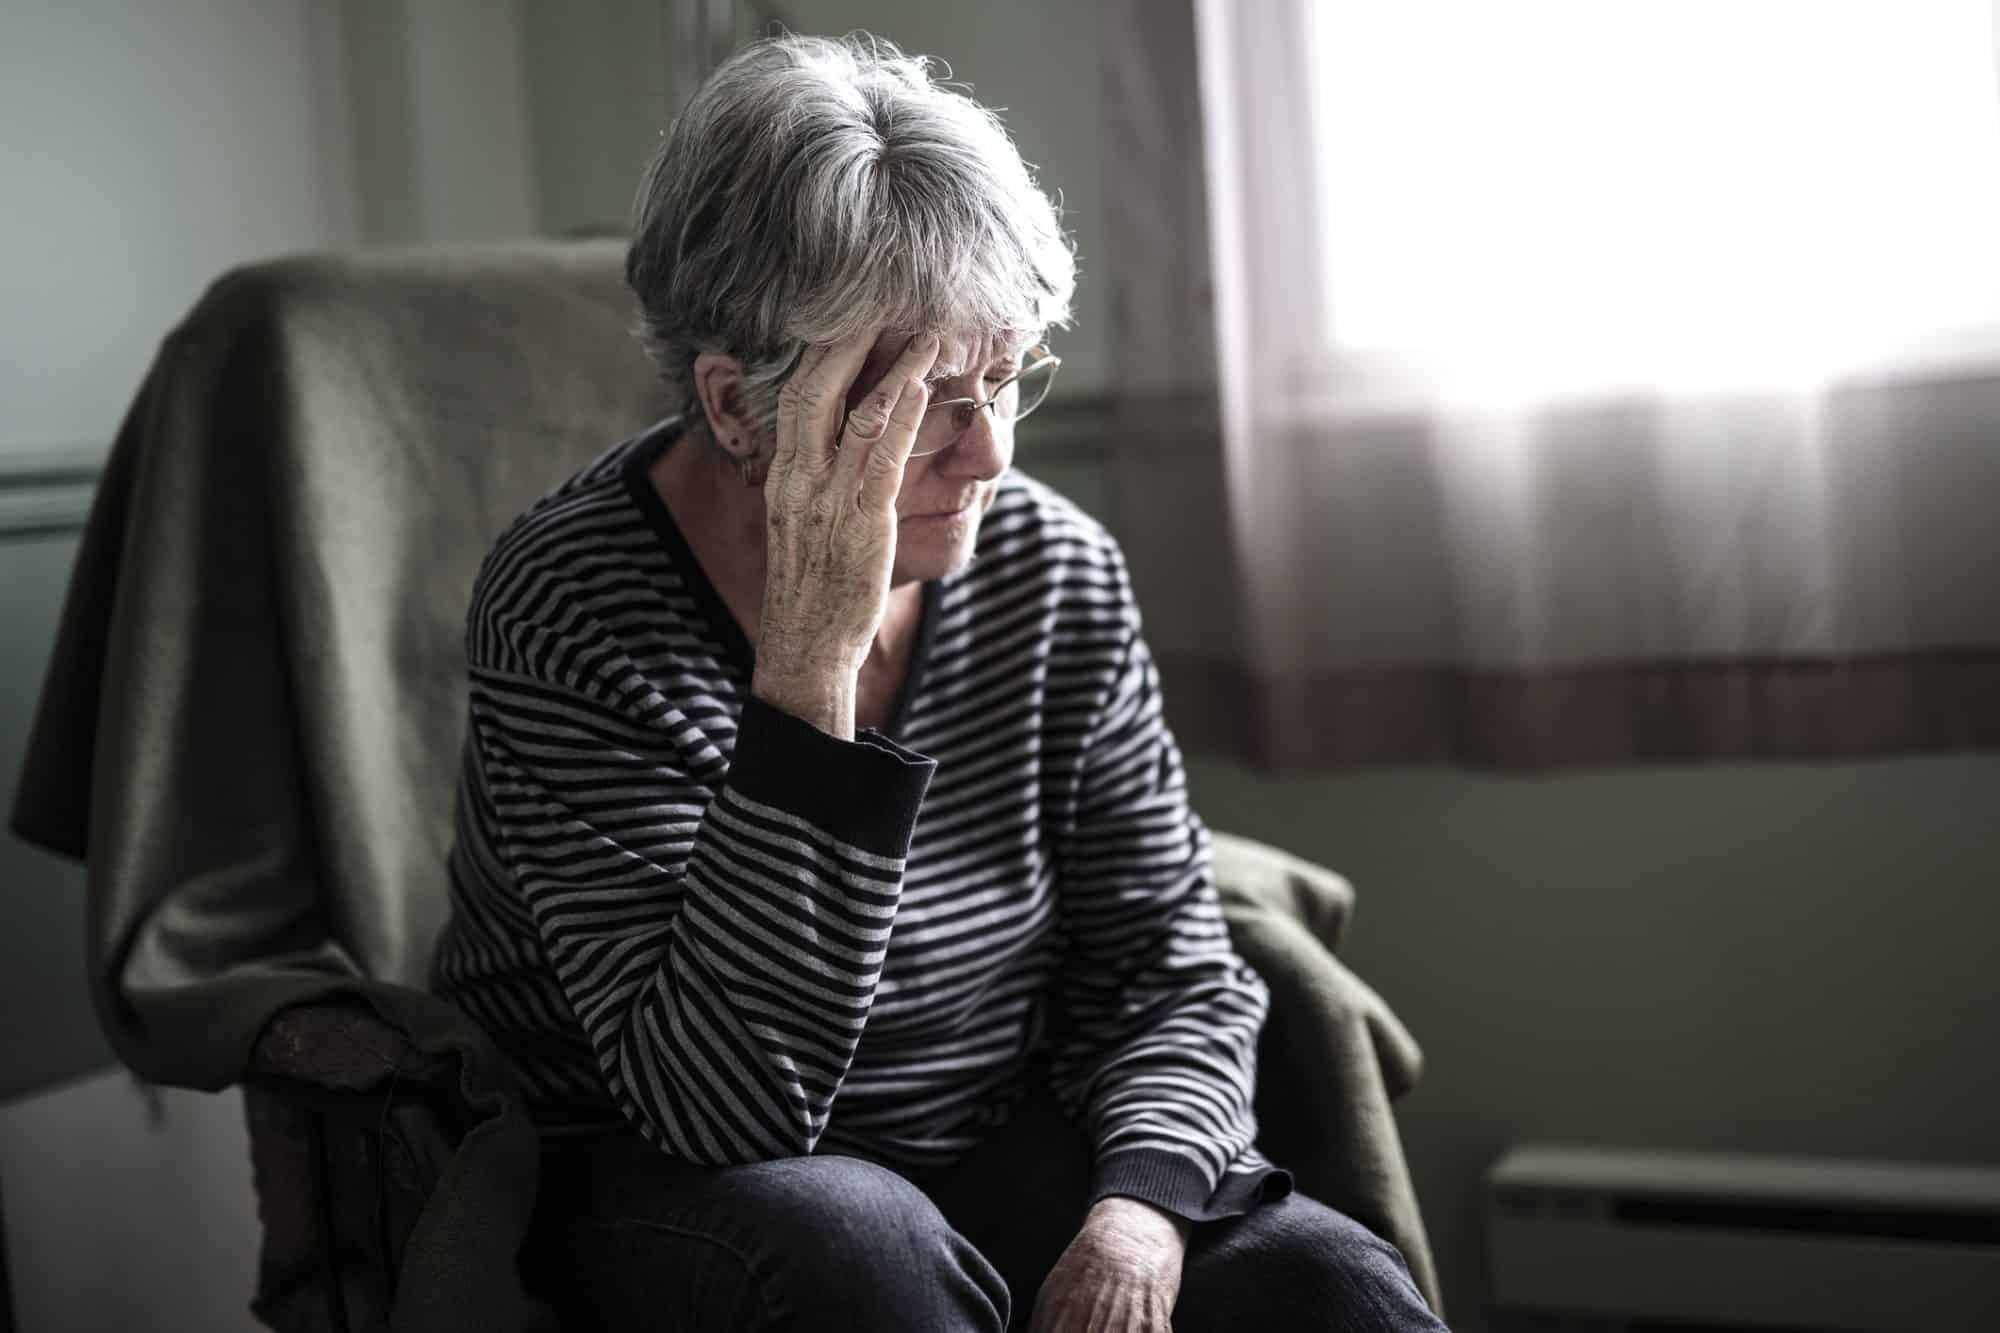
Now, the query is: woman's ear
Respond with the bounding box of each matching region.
[691,352,756,458]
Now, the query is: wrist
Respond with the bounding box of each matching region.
[751,666,856,741]
[1087,1196,1192,1251]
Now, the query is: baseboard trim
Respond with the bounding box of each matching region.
[0,447,105,539]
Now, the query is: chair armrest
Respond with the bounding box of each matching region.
[1209,829,1442,1313]
[1212,829,1358,953]
[1209,830,1421,1094]
[252,1000,453,1094]
[243,997,492,1332]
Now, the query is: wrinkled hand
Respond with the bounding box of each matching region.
[1029,1198,1190,1333]
[752,329,937,737]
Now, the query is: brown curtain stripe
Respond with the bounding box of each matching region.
[1158,649,2000,772]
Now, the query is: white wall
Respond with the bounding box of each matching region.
[0,1,551,464]
[0,1,359,461]
[0,5,360,1324]
[0,1075,260,1333]
[3,524,264,1332]
[0,4,540,1327]
[342,0,541,246]
[0,532,108,1099]
[519,0,675,238]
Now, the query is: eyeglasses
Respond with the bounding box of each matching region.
[908,346,1062,458]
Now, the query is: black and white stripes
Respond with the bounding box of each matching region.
[432,418,1288,1220]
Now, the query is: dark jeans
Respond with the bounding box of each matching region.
[523,1080,1448,1332]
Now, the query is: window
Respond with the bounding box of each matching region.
[1305,1,2000,402]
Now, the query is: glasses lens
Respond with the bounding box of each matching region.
[1008,355,1058,422]
[912,351,1059,451]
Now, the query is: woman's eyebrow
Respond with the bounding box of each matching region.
[918,341,1021,383]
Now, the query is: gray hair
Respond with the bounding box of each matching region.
[625,32,1076,438]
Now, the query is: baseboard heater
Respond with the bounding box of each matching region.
[1486,1145,2000,1332]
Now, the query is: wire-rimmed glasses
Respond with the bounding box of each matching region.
[907,345,1062,458]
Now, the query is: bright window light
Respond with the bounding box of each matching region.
[1306,1,2000,399]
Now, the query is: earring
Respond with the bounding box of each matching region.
[739,452,768,489]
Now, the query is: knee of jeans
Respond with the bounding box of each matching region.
[773,1158,941,1249]
[1222,1197,1434,1321]
[759,1157,986,1303]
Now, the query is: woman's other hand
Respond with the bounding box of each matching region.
[1029,1197,1190,1332]
[753,329,938,738]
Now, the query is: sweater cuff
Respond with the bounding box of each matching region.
[727,695,937,857]
[1091,1148,1294,1223]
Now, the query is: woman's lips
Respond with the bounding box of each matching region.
[904,499,977,520]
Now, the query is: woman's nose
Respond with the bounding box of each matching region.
[941,403,1009,479]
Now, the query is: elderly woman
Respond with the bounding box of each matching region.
[432,32,1446,1333]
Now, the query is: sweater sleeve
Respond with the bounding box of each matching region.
[469,638,935,1164]
[1046,567,1293,1221]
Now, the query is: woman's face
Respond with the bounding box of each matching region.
[845,328,1029,586]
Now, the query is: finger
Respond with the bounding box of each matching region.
[1094,1288,1119,1333]
[835,331,937,447]
[841,333,939,497]
[1031,1293,1075,1333]
[795,329,881,468]
[846,326,940,418]
[853,376,929,509]
[1027,1283,1067,1333]
[772,341,830,471]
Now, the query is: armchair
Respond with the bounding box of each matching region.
[10,241,1440,1330]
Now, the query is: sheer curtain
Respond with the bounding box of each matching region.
[1102,0,2000,768]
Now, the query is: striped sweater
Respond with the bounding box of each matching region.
[432,417,1289,1220]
